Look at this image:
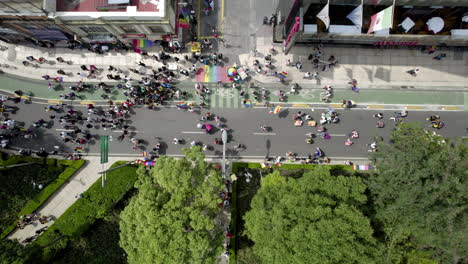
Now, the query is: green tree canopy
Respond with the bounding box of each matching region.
[0,239,30,264]
[243,167,378,264]
[119,147,224,264]
[368,123,468,263]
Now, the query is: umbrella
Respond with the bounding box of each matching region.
[205,123,213,133]
[277,71,288,79]
[427,17,444,33]
[227,67,237,77]
[243,99,252,107]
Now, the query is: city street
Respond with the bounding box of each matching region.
[5,98,467,162]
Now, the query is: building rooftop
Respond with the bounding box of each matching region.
[56,0,161,12]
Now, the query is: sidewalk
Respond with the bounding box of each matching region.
[0,39,466,109]
[7,156,134,243]
[241,34,468,90]
[0,40,192,84]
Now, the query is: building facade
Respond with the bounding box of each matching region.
[0,0,73,44]
[277,0,468,53]
[44,0,178,46]
[0,0,179,46]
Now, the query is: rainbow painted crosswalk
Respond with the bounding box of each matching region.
[195,65,229,83]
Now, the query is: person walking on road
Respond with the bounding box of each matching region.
[407,68,419,76]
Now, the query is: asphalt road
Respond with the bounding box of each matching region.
[4,99,467,161]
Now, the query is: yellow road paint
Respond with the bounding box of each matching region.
[405,105,423,110]
[367,105,385,109]
[47,100,62,104]
[198,36,224,39]
[80,101,95,105]
[292,104,310,108]
[442,106,462,111]
[20,96,30,100]
[329,104,343,108]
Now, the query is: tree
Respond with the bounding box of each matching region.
[368,123,468,263]
[119,147,224,264]
[243,167,378,264]
[0,239,29,264]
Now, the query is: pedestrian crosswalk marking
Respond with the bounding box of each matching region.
[210,89,216,108]
[226,94,231,108]
[233,89,239,108]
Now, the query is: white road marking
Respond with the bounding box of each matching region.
[82,153,371,160]
[181,131,204,134]
[113,130,139,133]
[253,132,276,135]
[55,129,74,131]
[329,134,346,136]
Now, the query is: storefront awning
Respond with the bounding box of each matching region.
[30,29,69,40]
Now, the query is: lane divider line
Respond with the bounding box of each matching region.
[253,132,276,135]
[292,104,309,108]
[405,105,423,110]
[367,105,385,109]
[442,106,462,111]
[181,131,204,134]
[80,101,95,105]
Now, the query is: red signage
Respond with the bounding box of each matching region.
[284,17,301,48]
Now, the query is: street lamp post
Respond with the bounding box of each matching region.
[221,129,227,179]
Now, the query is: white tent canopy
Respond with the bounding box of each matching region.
[427,17,445,33]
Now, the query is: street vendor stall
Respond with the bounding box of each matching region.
[237,66,249,80]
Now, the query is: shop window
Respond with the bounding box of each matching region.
[79,26,108,33]
[120,25,137,33]
[148,26,165,33]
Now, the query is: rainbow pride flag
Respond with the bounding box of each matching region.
[133,39,153,48]
[74,147,83,153]
[278,71,288,79]
[177,101,188,108]
[195,65,229,83]
[273,105,282,114]
[179,17,190,28]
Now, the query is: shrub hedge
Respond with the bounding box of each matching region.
[0,158,85,239]
[33,161,138,262]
